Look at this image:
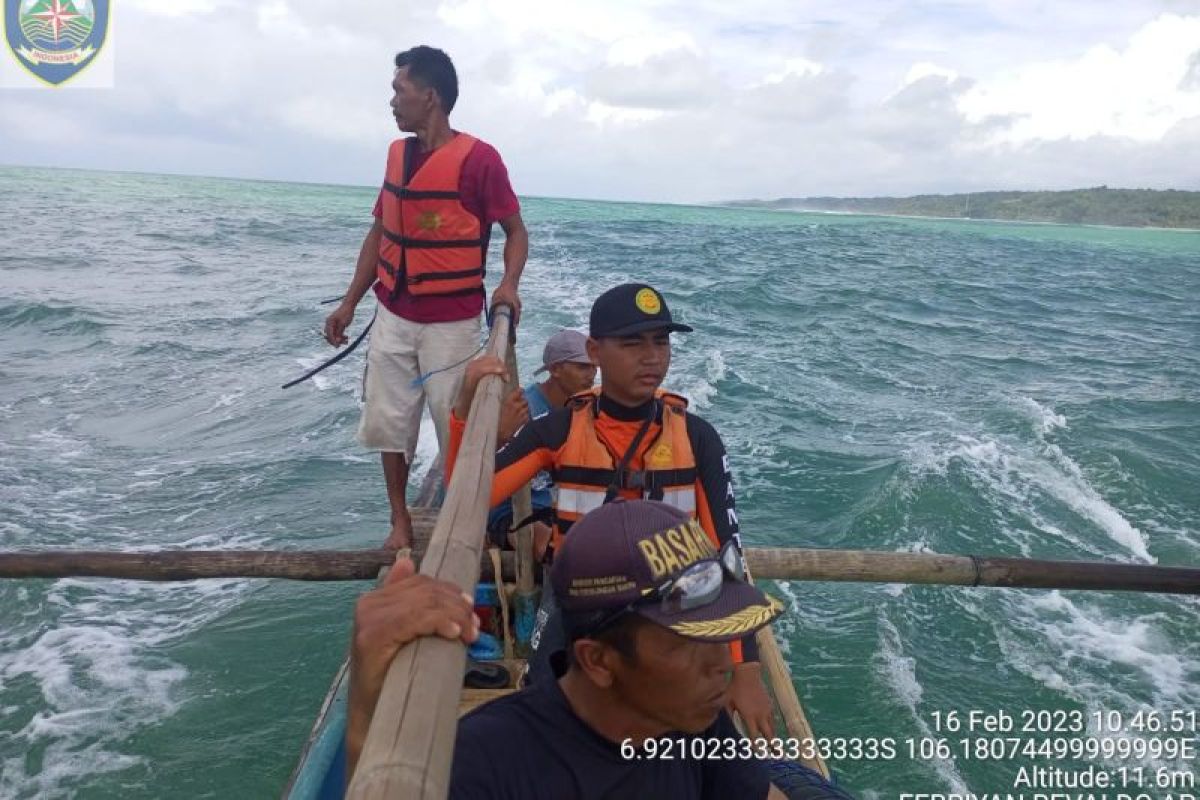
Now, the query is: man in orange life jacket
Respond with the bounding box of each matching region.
[489,329,599,562]
[445,283,777,738]
[323,46,528,551]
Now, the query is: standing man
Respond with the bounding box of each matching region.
[324,45,528,550]
[489,329,598,560]
[445,284,777,739]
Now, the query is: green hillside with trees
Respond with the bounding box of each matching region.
[728,187,1200,228]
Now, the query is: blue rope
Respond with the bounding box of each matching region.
[409,342,487,388]
[410,304,515,387]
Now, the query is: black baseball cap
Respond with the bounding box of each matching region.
[589,283,694,338]
[550,500,782,643]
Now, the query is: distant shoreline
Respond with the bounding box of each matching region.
[6,164,1199,230]
[722,187,1200,231]
[716,203,1200,233]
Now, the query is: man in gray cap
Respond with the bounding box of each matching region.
[487,328,597,557]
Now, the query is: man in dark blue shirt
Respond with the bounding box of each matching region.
[349,500,852,799]
[450,499,780,798]
[348,496,854,796]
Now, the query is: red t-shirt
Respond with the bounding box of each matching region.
[372,134,520,323]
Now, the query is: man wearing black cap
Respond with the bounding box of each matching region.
[444,283,775,738]
[347,500,853,798]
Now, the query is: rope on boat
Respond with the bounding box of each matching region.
[489,547,515,662]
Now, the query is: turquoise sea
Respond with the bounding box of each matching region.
[1,165,1197,798]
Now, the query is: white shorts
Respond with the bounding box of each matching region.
[356,302,481,461]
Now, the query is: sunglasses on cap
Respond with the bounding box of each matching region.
[575,540,747,639]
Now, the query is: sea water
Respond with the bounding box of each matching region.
[1,166,1197,797]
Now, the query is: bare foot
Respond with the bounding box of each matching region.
[383,509,413,550]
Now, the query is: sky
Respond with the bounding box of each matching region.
[1,0,1198,203]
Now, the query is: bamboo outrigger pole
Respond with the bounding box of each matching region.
[503,339,540,655]
[746,548,1200,593]
[346,306,514,800]
[0,549,398,581]
[1,547,1196,594]
[742,553,830,779]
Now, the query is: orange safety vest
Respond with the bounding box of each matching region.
[550,387,699,552]
[377,133,487,298]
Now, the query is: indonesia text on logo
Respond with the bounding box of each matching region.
[5,0,108,86]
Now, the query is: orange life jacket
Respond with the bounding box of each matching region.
[550,387,699,552]
[377,133,486,298]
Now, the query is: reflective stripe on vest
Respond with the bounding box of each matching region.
[660,486,697,514]
[377,133,486,298]
[550,388,697,552]
[554,484,696,518]
[556,486,607,517]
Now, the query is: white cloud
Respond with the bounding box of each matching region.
[123,0,222,16]
[761,57,825,85]
[1184,49,1200,90]
[958,13,1200,142]
[586,48,718,110]
[1,1,1197,201]
[607,32,700,66]
[902,62,959,88]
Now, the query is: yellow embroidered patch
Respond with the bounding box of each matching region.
[635,288,662,315]
[416,211,442,231]
[646,441,674,468]
[636,520,714,579]
[668,595,783,638]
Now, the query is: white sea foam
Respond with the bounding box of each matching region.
[876,613,970,792]
[1017,396,1067,435]
[177,529,270,550]
[1007,591,1196,706]
[51,485,93,499]
[769,582,800,656]
[28,428,88,461]
[906,429,1154,562]
[991,590,1199,774]
[201,388,246,414]
[294,353,359,394]
[0,575,252,798]
[1043,445,1154,561]
[675,348,728,410]
[877,615,923,707]
[706,349,728,383]
[684,378,717,410]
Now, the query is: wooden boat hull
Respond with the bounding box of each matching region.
[283,659,525,799]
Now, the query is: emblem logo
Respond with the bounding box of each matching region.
[5,0,108,87]
[646,441,673,468]
[416,211,442,231]
[634,288,661,315]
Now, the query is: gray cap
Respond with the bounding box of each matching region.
[535,329,592,375]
